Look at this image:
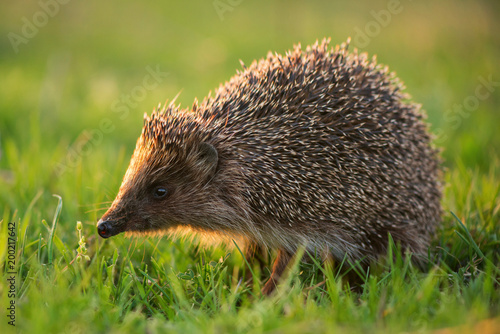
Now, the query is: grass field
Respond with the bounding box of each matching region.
[1,0,500,333]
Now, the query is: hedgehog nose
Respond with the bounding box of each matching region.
[97,219,113,238]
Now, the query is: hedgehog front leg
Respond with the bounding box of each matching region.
[261,249,294,295]
[243,242,267,283]
[244,242,268,268]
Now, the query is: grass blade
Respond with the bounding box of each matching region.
[47,195,63,265]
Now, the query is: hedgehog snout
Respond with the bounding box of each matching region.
[97,219,122,238]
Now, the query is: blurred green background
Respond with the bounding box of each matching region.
[1,0,500,332]
[1,0,499,167]
[2,1,499,153]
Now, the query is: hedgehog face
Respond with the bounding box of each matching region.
[97,133,219,239]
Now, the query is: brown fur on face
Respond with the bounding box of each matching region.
[99,111,253,242]
[97,38,442,295]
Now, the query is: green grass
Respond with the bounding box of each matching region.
[1,0,499,333]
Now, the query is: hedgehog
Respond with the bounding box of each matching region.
[97,38,442,295]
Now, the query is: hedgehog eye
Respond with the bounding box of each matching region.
[153,186,168,199]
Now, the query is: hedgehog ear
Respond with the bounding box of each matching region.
[197,142,218,181]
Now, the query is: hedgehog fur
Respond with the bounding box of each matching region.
[97,38,442,293]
